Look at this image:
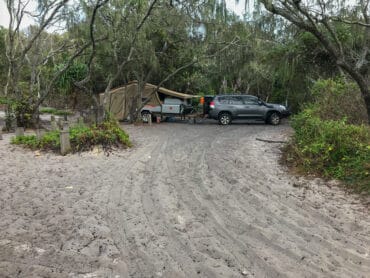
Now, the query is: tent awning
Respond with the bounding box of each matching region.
[156,86,196,99]
[102,81,196,100]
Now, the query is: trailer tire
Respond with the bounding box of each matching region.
[141,111,151,123]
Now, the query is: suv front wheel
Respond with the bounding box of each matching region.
[268,112,281,125]
[218,112,232,125]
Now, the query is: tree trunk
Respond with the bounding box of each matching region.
[355,85,370,124]
[362,89,370,124]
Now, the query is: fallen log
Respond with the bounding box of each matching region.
[256,138,287,144]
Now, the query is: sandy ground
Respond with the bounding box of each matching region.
[0,120,369,278]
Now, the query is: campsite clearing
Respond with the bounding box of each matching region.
[0,121,369,277]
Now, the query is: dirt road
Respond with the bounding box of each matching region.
[0,121,369,277]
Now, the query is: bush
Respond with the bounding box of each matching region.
[0,97,9,106]
[1,97,16,130]
[11,119,131,154]
[310,78,368,124]
[288,108,370,193]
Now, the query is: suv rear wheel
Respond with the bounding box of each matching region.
[268,112,280,125]
[218,112,232,125]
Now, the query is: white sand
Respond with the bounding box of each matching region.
[0,122,369,277]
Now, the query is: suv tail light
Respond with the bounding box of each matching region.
[210,101,215,109]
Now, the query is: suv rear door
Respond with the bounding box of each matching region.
[223,96,244,117]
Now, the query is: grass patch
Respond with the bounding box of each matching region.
[39,107,74,116]
[11,119,131,154]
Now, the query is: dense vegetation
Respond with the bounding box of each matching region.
[286,80,369,193]
[11,119,131,153]
[1,1,369,123]
[1,1,369,190]
[290,110,369,192]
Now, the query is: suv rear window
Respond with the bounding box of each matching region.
[218,96,229,104]
[228,96,243,104]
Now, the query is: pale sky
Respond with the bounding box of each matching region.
[0,0,246,29]
[0,0,38,29]
[226,0,246,17]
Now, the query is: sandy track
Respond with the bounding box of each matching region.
[0,121,369,277]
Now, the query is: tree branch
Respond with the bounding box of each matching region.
[136,0,158,31]
[101,0,160,110]
[332,18,370,27]
[74,0,109,89]
[21,0,69,60]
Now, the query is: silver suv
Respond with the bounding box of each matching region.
[208,95,290,125]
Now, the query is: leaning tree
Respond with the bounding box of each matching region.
[258,0,370,123]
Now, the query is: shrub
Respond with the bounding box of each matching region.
[11,119,131,154]
[0,97,17,130]
[310,78,367,124]
[288,108,370,193]
[286,78,370,193]
[0,97,9,105]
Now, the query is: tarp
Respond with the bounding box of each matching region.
[99,80,195,120]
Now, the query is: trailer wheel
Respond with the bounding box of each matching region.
[141,111,151,123]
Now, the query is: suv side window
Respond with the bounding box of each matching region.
[242,96,259,105]
[228,96,243,105]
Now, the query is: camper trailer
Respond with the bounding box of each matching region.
[99,81,195,121]
[141,97,194,122]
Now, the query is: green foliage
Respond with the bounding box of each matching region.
[3,0,370,123]
[336,24,351,43]
[11,119,131,154]
[70,119,131,152]
[0,97,10,105]
[12,134,39,148]
[5,97,35,128]
[0,96,18,108]
[39,107,57,114]
[310,78,367,124]
[289,107,370,193]
[1,99,37,130]
[55,61,88,94]
[298,32,318,49]
[1,96,36,128]
[0,97,16,130]
[12,130,60,150]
